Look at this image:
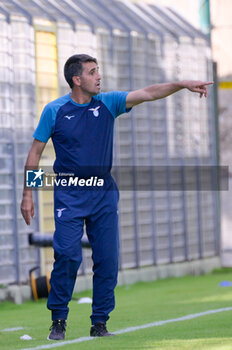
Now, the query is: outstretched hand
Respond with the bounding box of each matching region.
[184,80,214,98]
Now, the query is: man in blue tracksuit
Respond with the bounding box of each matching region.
[21,54,213,340]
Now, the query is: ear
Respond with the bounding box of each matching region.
[72,75,81,87]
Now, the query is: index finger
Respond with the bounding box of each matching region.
[201,81,214,86]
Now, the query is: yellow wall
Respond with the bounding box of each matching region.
[35,28,58,273]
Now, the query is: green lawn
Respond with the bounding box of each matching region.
[1,269,232,350]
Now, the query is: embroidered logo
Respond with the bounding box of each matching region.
[64,115,75,120]
[88,106,100,117]
[56,208,66,217]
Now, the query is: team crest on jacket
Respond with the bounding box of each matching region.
[56,208,66,217]
[88,106,100,117]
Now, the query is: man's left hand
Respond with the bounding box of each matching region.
[183,80,214,98]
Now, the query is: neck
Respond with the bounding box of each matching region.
[70,89,92,105]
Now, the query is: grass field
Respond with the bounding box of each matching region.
[1,269,232,350]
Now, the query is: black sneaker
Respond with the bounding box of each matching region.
[47,319,66,340]
[90,322,114,337]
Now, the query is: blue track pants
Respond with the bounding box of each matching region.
[47,179,119,324]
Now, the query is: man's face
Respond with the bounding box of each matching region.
[77,62,101,95]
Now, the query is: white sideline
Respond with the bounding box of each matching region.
[0,327,24,332]
[19,307,232,350]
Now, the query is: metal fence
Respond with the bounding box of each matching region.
[0,0,218,285]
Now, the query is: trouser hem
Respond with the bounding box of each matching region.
[51,311,68,321]
[90,316,109,325]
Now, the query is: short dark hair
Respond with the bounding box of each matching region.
[64,54,98,89]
